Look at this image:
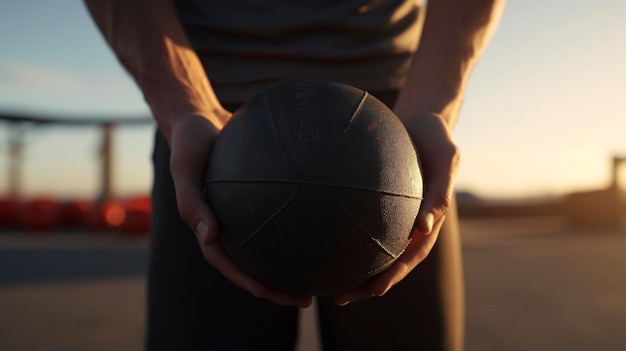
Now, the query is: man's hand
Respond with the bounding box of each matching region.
[86,0,313,308]
[334,113,459,306]
[333,0,506,306]
[169,114,313,308]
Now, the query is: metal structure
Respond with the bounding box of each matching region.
[1,112,152,202]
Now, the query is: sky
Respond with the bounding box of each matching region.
[0,0,625,200]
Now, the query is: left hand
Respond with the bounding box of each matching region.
[334,112,460,306]
[169,114,313,308]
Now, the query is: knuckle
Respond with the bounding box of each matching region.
[445,142,461,165]
[373,283,392,297]
[176,198,195,223]
[247,286,264,299]
[249,286,271,302]
[439,192,453,213]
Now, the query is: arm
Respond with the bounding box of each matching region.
[335,0,506,305]
[398,0,506,233]
[85,0,312,308]
[85,0,229,139]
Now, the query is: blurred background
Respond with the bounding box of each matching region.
[1,1,625,350]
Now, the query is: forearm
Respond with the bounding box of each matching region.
[395,0,506,128]
[84,0,230,143]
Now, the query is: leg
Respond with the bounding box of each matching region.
[317,200,464,351]
[145,130,299,351]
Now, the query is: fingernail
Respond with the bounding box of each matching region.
[196,220,208,244]
[335,297,351,306]
[420,213,434,234]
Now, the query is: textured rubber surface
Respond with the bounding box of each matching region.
[205,80,422,295]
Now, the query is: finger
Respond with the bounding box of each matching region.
[168,117,312,307]
[174,159,312,307]
[198,237,313,308]
[415,172,454,235]
[169,117,216,235]
[187,192,312,307]
[415,141,459,234]
[404,114,460,235]
[334,216,446,306]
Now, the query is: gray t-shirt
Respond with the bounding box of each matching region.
[174,0,424,103]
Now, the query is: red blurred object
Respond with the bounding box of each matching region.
[86,200,126,231]
[119,197,151,234]
[126,196,151,211]
[120,207,150,234]
[16,198,61,231]
[58,199,94,227]
[0,198,19,227]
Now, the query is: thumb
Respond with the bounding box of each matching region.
[415,144,460,235]
[415,180,454,234]
[168,116,220,242]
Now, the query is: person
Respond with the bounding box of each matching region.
[85,0,505,349]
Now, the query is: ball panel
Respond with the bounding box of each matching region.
[264,81,366,181]
[327,93,423,198]
[333,189,421,256]
[231,252,385,296]
[205,182,300,248]
[208,93,298,182]
[231,185,406,295]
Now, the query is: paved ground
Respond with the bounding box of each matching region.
[1,217,626,350]
[462,217,626,351]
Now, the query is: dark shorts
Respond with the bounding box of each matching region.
[145,91,464,350]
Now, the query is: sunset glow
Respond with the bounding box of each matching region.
[0,0,625,200]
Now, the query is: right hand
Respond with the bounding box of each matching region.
[167,113,313,308]
[334,112,460,306]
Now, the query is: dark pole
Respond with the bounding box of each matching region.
[611,156,626,191]
[8,125,25,200]
[100,123,114,202]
